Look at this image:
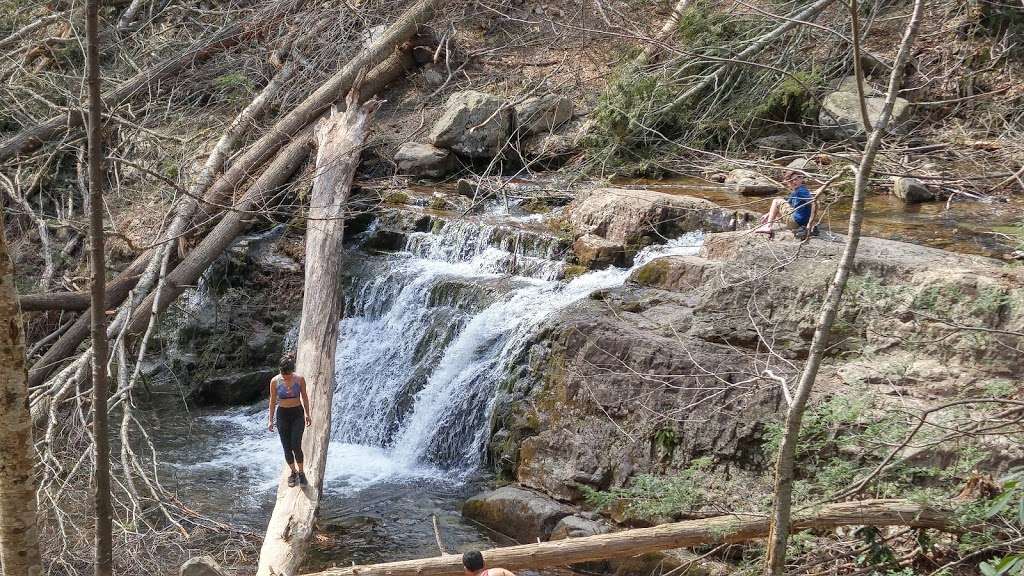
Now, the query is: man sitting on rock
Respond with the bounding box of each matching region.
[463,550,516,576]
[754,170,818,240]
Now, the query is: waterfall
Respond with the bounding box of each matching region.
[333,224,705,476]
[194,215,704,493]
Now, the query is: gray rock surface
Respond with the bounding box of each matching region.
[819,79,911,139]
[627,255,720,291]
[892,176,934,203]
[462,485,573,542]
[516,94,573,136]
[549,515,612,540]
[565,187,756,248]
[724,169,779,196]
[430,91,512,157]
[752,133,806,155]
[395,142,457,178]
[786,157,819,174]
[489,227,1020,506]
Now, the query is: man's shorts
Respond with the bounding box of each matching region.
[779,201,801,229]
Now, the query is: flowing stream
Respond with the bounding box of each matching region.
[157,206,704,565]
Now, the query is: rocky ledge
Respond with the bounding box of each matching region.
[467,191,1022,563]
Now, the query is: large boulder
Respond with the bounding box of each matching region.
[892,176,934,203]
[181,557,226,576]
[516,94,573,136]
[565,188,755,248]
[462,485,573,542]
[549,515,612,540]
[724,169,779,196]
[786,157,819,175]
[492,282,782,502]
[430,91,512,158]
[492,223,1023,508]
[573,234,625,269]
[628,255,720,291]
[819,85,911,139]
[395,142,458,179]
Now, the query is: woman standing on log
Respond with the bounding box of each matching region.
[268,354,312,487]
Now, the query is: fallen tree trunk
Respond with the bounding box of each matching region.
[305,500,954,576]
[192,0,440,222]
[256,80,382,576]
[28,44,411,397]
[19,261,147,312]
[27,253,150,387]
[123,49,412,339]
[0,21,249,163]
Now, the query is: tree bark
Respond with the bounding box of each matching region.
[301,500,954,576]
[0,21,248,164]
[85,0,113,573]
[0,215,44,576]
[255,84,381,576]
[762,2,926,575]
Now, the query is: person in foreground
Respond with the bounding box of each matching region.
[268,354,312,488]
[463,551,515,576]
[755,170,818,239]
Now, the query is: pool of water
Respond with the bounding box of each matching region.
[150,401,503,571]
[614,178,1024,259]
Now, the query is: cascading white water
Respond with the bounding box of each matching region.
[195,216,704,493]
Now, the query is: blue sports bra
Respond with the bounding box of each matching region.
[275,375,301,399]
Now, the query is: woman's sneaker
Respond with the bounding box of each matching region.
[287,472,297,488]
[297,472,308,487]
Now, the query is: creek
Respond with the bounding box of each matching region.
[154,179,1020,570]
[155,199,705,570]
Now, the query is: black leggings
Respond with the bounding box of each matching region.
[276,405,305,465]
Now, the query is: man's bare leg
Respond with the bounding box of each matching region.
[755,198,786,234]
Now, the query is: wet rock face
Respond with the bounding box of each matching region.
[395,142,458,179]
[490,283,783,502]
[461,485,573,542]
[430,91,512,158]
[192,368,276,406]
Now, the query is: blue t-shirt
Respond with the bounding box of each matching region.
[787,185,813,227]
